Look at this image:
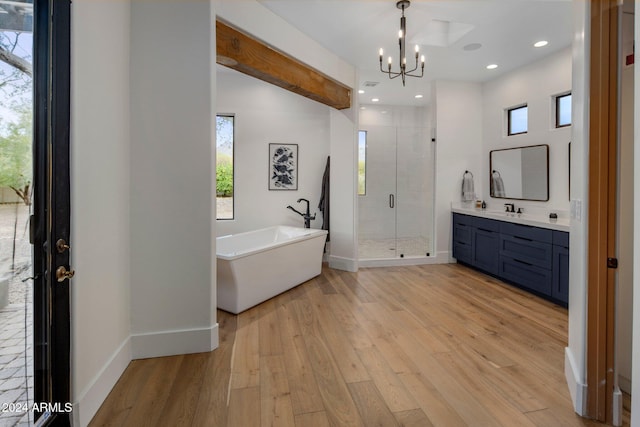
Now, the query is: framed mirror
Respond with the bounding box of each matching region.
[490,144,549,201]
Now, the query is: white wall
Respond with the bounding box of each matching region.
[433,80,484,262]
[129,1,217,359]
[72,2,218,425]
[215,69,330,236]
[566,0,589,415]
[481,47,572,212]
[632,1,640,423]
[329,107,358,271]
[70,1,132,425]
[616,9,634,396]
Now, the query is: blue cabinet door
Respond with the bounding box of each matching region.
[473,228,499,275]
[552,245,569,304]
[453,214,473,264]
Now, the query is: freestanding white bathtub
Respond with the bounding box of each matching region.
[216,226,328,314]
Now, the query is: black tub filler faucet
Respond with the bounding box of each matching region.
[286,198,316,228]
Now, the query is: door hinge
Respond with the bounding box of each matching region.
[29,215,35,244]
[607,257,618,269]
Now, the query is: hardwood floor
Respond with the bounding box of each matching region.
[89,263,626,426]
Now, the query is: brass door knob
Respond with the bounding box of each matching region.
[56,239,71,253]
[56,266,75,282]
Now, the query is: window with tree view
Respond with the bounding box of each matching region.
[358,130,366,195]
[216,115,234,220]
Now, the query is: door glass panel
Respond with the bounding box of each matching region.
[396,126,433,258]
[0,17,34,427]
[358,125,397,259]
[358,124,433,260]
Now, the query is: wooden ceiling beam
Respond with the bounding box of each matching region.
[216,20,352,110]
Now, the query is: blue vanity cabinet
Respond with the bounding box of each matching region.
[472,216,500,276]
[452,211,569,306]
[552,230,570,305]
[452,213,473,265]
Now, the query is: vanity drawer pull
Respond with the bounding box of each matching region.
[513,258,534,267]
[477,228,494,233]
[514,235,533,242]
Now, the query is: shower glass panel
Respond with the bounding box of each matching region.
[358,126,397,259]
[358,125,433,260]
[396,126,432,258]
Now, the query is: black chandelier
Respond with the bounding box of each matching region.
[379,0,425,86]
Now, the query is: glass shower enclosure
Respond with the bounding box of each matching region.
[358,124,434,262]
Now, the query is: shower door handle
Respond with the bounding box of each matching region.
[389,194,395,208]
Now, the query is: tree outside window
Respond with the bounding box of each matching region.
[216,115,234,220]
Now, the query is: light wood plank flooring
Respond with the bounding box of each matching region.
[90,263,628,426]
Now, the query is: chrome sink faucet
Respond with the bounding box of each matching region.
[504,203,515,213]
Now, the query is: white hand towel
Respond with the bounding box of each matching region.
[461,171,475,202]
[492,171,506,197]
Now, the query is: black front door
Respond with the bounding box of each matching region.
[32,0,72,425]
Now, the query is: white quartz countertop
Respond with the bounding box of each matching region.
[452,206,570,232]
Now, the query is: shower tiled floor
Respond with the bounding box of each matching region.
[358,236,431,259]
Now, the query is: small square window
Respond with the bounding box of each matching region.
[508,105,528,136]
[556,93,572,128]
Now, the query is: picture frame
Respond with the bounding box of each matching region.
[269,143,298,190]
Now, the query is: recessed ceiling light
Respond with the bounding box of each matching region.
[415,94,423,99]
[372,98,380,102]
[534,40,548,48]
[463,43,482,51]
[358,89,365,94]
[486,64,498,70]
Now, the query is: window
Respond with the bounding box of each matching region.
[216,115,234,220]
[358,130,367,195]
[555,93,572,128]
[507,105,528,135]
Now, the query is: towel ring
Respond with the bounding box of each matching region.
[492,170,501,177]
[463,170,473,178]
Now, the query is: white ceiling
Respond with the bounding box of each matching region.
[257,0,573,107]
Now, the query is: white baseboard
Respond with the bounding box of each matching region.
[73,337,132,427]
[131,323,219,359]
[437,250,453,264]
[358,255,440,268]
[565,346,587,416]
[328,255,358,272]
[613,386,623,426]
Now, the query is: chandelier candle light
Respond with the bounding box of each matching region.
[379,0,425,86]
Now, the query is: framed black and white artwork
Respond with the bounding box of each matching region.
[269,143,298,190]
